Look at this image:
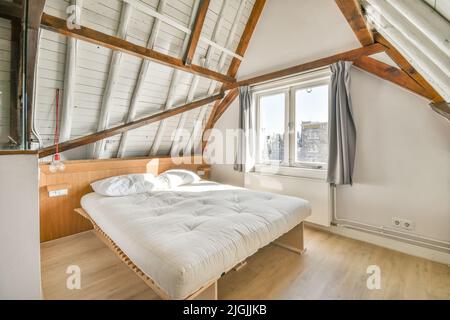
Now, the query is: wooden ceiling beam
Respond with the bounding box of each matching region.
[25,0,46,147]
[179,0,231,156]
[353,56,434,100]
[201,0,266,152]
[374,34,444,103]
[227,0,266,78]
[149,0,201,156]
[430,102,450,121]
[183,0,210,66]
[335,0,444,103]
[335,0,374,46]
[38,93,224,158]
[201,88,239,151]
[9,0,23,146]
[0,0,22,20]
[224,43,385,90]
[40,13,236,85]
[212,88,239,124]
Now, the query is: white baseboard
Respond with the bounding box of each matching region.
[307,222,450,266]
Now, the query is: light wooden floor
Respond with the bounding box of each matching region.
[41,226,450,300]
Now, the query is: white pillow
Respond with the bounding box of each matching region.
[156,169,201,189]
[91,173,159,197]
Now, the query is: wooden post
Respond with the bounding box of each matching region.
[24,0,46,148]
[9,2,22,146]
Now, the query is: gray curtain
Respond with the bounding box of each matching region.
[327,61,357,185]
[234,86,254,172]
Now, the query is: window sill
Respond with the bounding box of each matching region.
[252,165,327,181]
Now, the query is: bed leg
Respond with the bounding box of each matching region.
[273,222,306,255]
[192,281,218,300]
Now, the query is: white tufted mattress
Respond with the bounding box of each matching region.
[81,180,311,299]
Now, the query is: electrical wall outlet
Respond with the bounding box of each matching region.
[392,217,414,231]
[49,189,68,197]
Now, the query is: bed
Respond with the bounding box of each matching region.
[77,180,311,300]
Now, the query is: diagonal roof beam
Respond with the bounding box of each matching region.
[223,43,385,89]
[202,43,385,152]
[335,0,374,46]
[38,93,224,158]
[226,0,267,79]
[430,102,450,121]
[171,0,236,156]
[202,0,267,152]
[40,13,236,84]
[334,0,445,103]
[353,56,434,99]
[183,0,247,156]
[0,0,22,20]
[148,0,201,156]
[201,88,239,152]
[116,0,167,158]
[375,34,444,103]
[183,0,210,66]
[91,2,132,159]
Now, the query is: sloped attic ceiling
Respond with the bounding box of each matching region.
[29,0,449,160]
[34,0,256,159]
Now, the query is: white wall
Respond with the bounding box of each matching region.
[0,154,41,299]
[212,67,450,241]
[209,0,450,243]
[237,0,360,79]
[210,99,245,187]
[338,69,450,243]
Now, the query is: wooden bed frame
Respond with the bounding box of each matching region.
[40,155,305,299]
[39,156,209,242]
[75,207,306,300]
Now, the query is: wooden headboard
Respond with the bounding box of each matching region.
[39,156,209,242]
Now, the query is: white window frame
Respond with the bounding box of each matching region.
[252,69,331,177]
[290,79,330,170]
[255,88,290,166]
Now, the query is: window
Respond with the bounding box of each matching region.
[294,84,329,167]
[258,92,287,164]
[255,74,329,171]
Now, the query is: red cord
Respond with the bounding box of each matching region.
[54,89,60,161]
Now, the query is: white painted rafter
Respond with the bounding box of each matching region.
[123,0,244,61]
[171,0,242,156]
[116,0,167,158]
[366,0,450,101]
[60,0,83,143]
[148,0,201,156]
[367,0,450,78]
[183,0,248,155]
[91,2,133,159]
[386,0,450,57]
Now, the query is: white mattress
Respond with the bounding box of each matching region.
[81,181,311,299]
